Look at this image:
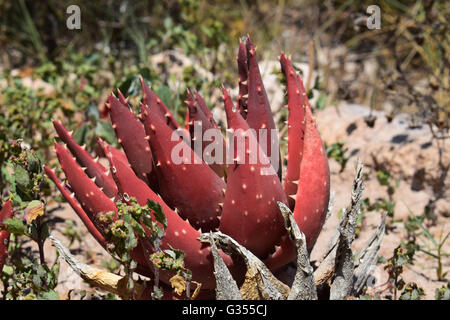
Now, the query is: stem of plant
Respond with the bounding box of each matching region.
[1,278,7,300]
[35,217,48,290]
[140,238,160,299]
[185,274,191,299]
[127,263,134,300]
[152,239,161,296]
[35,217,46,266]
[437,247,442,281]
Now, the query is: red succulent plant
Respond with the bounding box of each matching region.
[44,36,330,298]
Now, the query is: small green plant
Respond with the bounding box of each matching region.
[1,243,60,300]
[99,197,192,300]
[150,245,193,298]
[435,284,450,300]
[375,171,397,198]
[404,214,449,281]
[0,142,60,300]
[99,198,161,299]
[100,258,121,274]
[73,289,116,301]
[362,170,398,219]
[325,141,349,173]
[399,282,425,300]
[383,241,419,300]
[3,141,51,263]
[61,219,82,247]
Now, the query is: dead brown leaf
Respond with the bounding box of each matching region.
[170,274,186,296]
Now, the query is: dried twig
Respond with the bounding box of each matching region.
[351,214,386,295]
[313,160,366,298]
[305,41,315,92]
[200,231,289,300]
[329,159,364,299]
[325,190,336,222]
[200,232,242,300]
[50,235,146,299]
[277,202,317,300]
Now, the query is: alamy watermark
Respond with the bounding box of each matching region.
[64,5,380,32]
[66,5,81,30]
[366,5,381,30]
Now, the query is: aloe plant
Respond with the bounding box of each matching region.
[45,36,330,298]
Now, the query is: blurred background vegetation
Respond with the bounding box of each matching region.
[0,0,448,194]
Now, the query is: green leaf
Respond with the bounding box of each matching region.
[73,125,89,146]
[316,94,326,110]
[30,223,38,240]
[154,225,165,239]
[2,265,14,276]
[400,292,411,300]
[118,75,141,97]
[32,274,42,288]
[4,218,26,235]
[27,152,41,173]
[87,101,100,121]
[122,213,132,224]
[40,223,50,241]
[101,258,121,272]
[118,76,133,96]
[36,264,47,278]
[147,200,167,229]
[164,249,176,260]
[142,214,154,230]
[39,290,60,300]
[15,165,30,188]
[139,67,155,83]
[124,225,138,251]
[105,293,117,300]
[50,262,60,288]
[376,170,391,186]
[132,218,146,237]
[96,121,117,145]
[154,85,172,110]
[397,256,406,266]
[1,164,16,190]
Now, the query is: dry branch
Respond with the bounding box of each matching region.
[329,159,365,299]
[313,160,366,299]
[351,214,386,295]
[277,202,317,300]
[200,231,289,300]
[50,235,146,299]
[200,232,242,300]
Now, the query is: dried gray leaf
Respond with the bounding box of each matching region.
[277,202,317,300]
[330,160,364,300]
[199,232,242,300]
[352,214,386,295]
[201,231,287,300]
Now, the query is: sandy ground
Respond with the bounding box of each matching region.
[311,104,449,300]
